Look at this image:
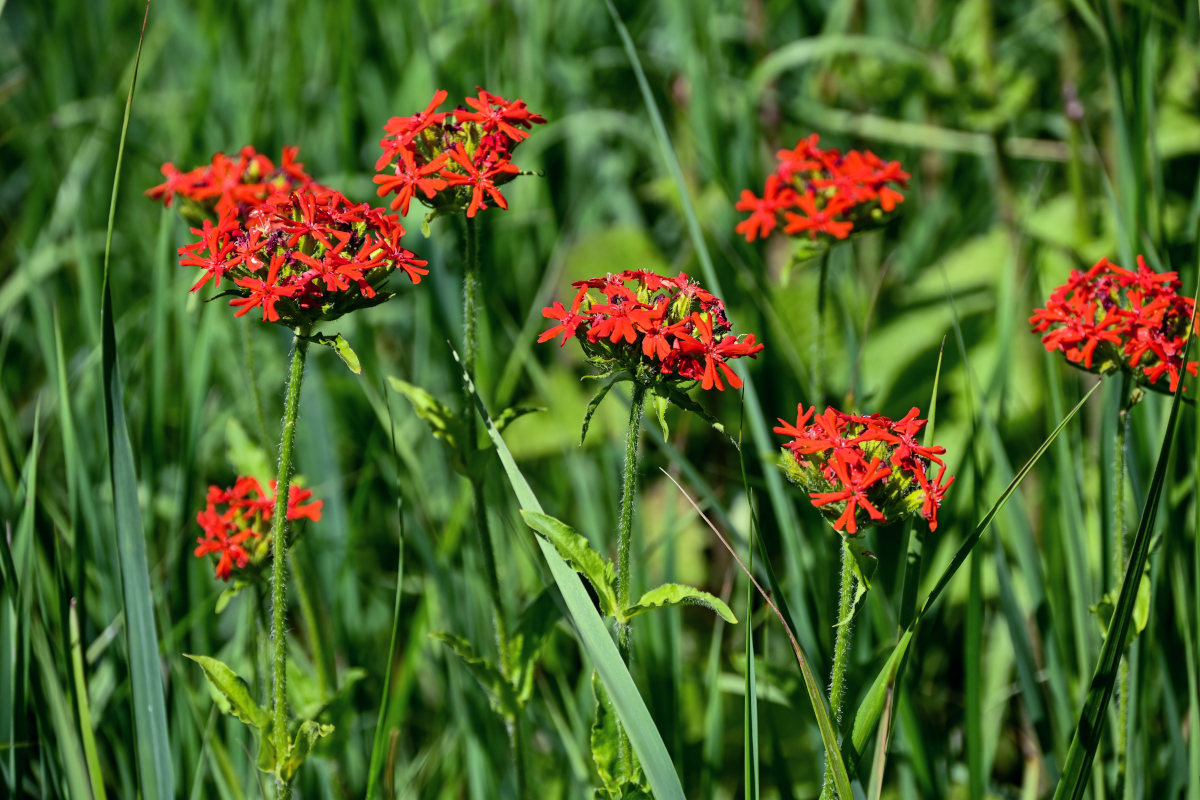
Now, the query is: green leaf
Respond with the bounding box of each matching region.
[308,332,361,374]
[224,417,273,487]
[430,633,519,717]
[581,370,631,445]
[495,404,545,433]
[1090,572,1152,650]
[649,391,670,440]
[591,673,647,796]
[214,581,249,614]
[657,384,729,441]
[520,511,619,619]
[280,720,334,782]
[623,583,737,624]
[508,590,562,708]
[388,377,468,471]
[841,537,877,627]
[184,654,271,730]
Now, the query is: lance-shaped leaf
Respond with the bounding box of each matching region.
[581,370,632,445]
[655,384,729,442]
[184,654,271,730]
[495,404,545,434]
[304,332,361,374]
[591,673,647,796]
[388,377,469,472]
[649,392,670,440]
[1090,572,1151,650]
[430,633,519,717]
[507,590,562,708]
[280,720,335,782]
[840,537,877,627]
[520,510,619,619]
[622,583,737,624]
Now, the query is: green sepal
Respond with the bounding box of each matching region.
[581,370,632,445]
[590,672,648,796]
[303,332,361,374]
[388,377,470,473]
[430,632,520,717]
[184,654,271,730]
[280,720,335,782]
[520,510,619,618]
[622,582,737,625]
[507,590,562,708]
[840,537,878,627]
[1090,571,1151,650]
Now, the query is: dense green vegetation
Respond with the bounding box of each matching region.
[2,1,1199,798]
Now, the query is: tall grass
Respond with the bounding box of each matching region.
[2,0,1199,798]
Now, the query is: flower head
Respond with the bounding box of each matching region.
[374,88,546,220]
[774,404,953,534]
[193,476,322,581]
[1030,255,1198,392]
[539,270,763,392]
[736,134,908,249]
[146,145,322,221]
[176,187,427,325]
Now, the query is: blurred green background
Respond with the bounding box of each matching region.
[3,0,1200,797]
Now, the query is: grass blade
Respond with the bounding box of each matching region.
[98,4,173,798]
[70,599,108,800]
[457,354,686,800]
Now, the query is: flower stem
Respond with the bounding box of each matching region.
[461,214,525,796]
[615,382,647,778]
[1114,375,1132,797]
[821,538,856,800]
[270,327,310,799]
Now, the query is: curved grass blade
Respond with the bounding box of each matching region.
[456,352,685,800]
[659,469,854,800]
[99,3,173,798]
[1052,263,1199,800]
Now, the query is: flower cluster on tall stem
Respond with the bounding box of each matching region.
[736,134,909,245]
[1030,255,1198,392]
[374,88,546,219]
[194,476,322,581]
[774,404,953,534]
[176,188,427,325]
[540,270,765,391]
[146,145,323,220]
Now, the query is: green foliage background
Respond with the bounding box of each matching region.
[2,0,1199,797]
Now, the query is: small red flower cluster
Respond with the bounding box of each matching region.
[1030,256,1198,392]
[177,188,427,324]
[145,145,321,219]
[774,405,953,534]
[374,88,546,218]
[540,270,764,391]
[194,476,323,581]
[736,134,909,244]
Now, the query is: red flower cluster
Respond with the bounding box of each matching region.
[1030,256,1198,392]
[194,476,322,581]
[374,88,546,218]
[774,405,953,534]
[176,187,427,324]
[539,270,764,391]
[145,145,322,219]
[736,134,909,244]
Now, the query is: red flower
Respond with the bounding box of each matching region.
[146,146,321,218]
[541,270,763,392]
[1031,255,1198,392]
[230,252,300,322]
[782,192,855,240]
[734,175,796,242]
[775,404,952,534]
[440,144,520,218]
[457,87,546,142]
[373,148,449,215]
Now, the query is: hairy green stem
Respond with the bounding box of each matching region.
[821,538,856,800]
[271,327,310,798]
[615,382,647,777]
[1114,376,1132,797]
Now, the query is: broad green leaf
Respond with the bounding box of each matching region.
[430,633,519,717]
[280,720,334,782]
[508,590,562,708]
[591,673,647,796]
[184,654,271,730]
[520,511,619,619]
[623,583,737,624]
[581,370,631,445]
